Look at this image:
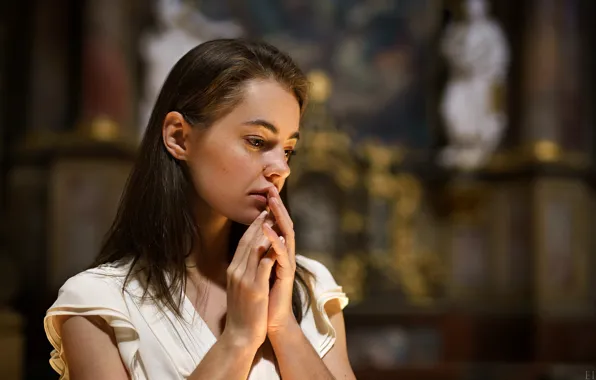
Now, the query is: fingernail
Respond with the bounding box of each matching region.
[260,210,268,218]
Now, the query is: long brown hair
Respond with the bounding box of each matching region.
[93,39,312,322]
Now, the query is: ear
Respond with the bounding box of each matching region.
[162,111,191,161]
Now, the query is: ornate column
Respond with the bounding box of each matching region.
[520,0,590,159]
[518,0,595,364]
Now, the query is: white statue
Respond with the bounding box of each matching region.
[439,0,510,171]
[138,0,244,136]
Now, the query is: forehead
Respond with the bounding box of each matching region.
[227,79,301,134]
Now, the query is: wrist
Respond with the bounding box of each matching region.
[268,318,302,344]
[219,330,260,356]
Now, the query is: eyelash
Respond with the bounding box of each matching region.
[245,137,297,161]
[246,137,265,148]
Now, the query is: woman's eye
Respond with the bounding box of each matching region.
[246,137,265,148]
[285,149,296,161]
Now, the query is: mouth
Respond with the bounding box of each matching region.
[249,192,267,203]
[249,186,276,208]
[248,190,269,206]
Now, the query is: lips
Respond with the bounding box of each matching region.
[249,187,274,206]
[250,193,268,203]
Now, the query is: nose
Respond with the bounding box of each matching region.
[263,149,291,181]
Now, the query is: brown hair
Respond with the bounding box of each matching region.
[93,39,312,321]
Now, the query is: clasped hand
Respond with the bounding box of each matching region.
[223,186,297,351]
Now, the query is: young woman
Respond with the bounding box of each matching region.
[44,39,355,379]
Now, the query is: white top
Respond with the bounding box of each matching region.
[44,255,348,380]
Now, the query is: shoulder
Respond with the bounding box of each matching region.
[296,255,334,283]
[47,260,138,324]
[56,261,133,301]
[45,261,141,378]
[296,255,345,301]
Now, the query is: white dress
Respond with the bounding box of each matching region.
[44,255,348,379]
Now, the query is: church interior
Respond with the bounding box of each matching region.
[1,0,595,379]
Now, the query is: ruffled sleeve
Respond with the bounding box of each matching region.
[296,255,349,358]
[44,269,141,379]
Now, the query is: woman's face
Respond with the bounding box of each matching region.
[166,79,301,225]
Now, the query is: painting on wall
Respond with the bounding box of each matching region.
[192,0,441,148]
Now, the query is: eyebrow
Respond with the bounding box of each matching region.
[243,119,300,140]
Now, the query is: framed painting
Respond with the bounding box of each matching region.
[191,0,441,148]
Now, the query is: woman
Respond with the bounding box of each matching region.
[44,39,355,379]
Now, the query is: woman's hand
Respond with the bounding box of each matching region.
[222,210,277,352]
[263,186,298,336]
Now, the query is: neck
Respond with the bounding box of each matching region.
[188,205,232,287]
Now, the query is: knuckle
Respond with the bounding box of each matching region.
[239,277,252,289]
[244,281,263,297]
[229,270,242,283]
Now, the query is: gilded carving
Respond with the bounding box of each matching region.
[362,143,443,304]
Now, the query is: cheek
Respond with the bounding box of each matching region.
[191,141,255,194]
[212,144,251,178]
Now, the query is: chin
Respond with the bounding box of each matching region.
[227,207,265,226]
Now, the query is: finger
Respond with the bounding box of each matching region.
[228,210,267,275]
[256,250,277,287]
[241,211,276,279]
[263,224,285,257]
[263,224,294,277]
[244,233,272,280]
[267,188,295,258]
[268,187,292,228]
[263,209,276,230]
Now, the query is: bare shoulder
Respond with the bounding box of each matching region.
[60,315,130,379]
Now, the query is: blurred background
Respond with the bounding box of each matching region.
[1,0,595,379]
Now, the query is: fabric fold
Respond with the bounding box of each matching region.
[296,255,350,357]
[43,271,141,379]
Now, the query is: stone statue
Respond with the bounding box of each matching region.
[439,0,510,171]
[138,0,244,136]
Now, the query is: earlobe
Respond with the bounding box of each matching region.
[162,111,189,161]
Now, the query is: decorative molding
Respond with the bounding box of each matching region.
[487,141,591,172]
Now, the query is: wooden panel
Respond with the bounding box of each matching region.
[536,318,596,362]
[534,179,591,313]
